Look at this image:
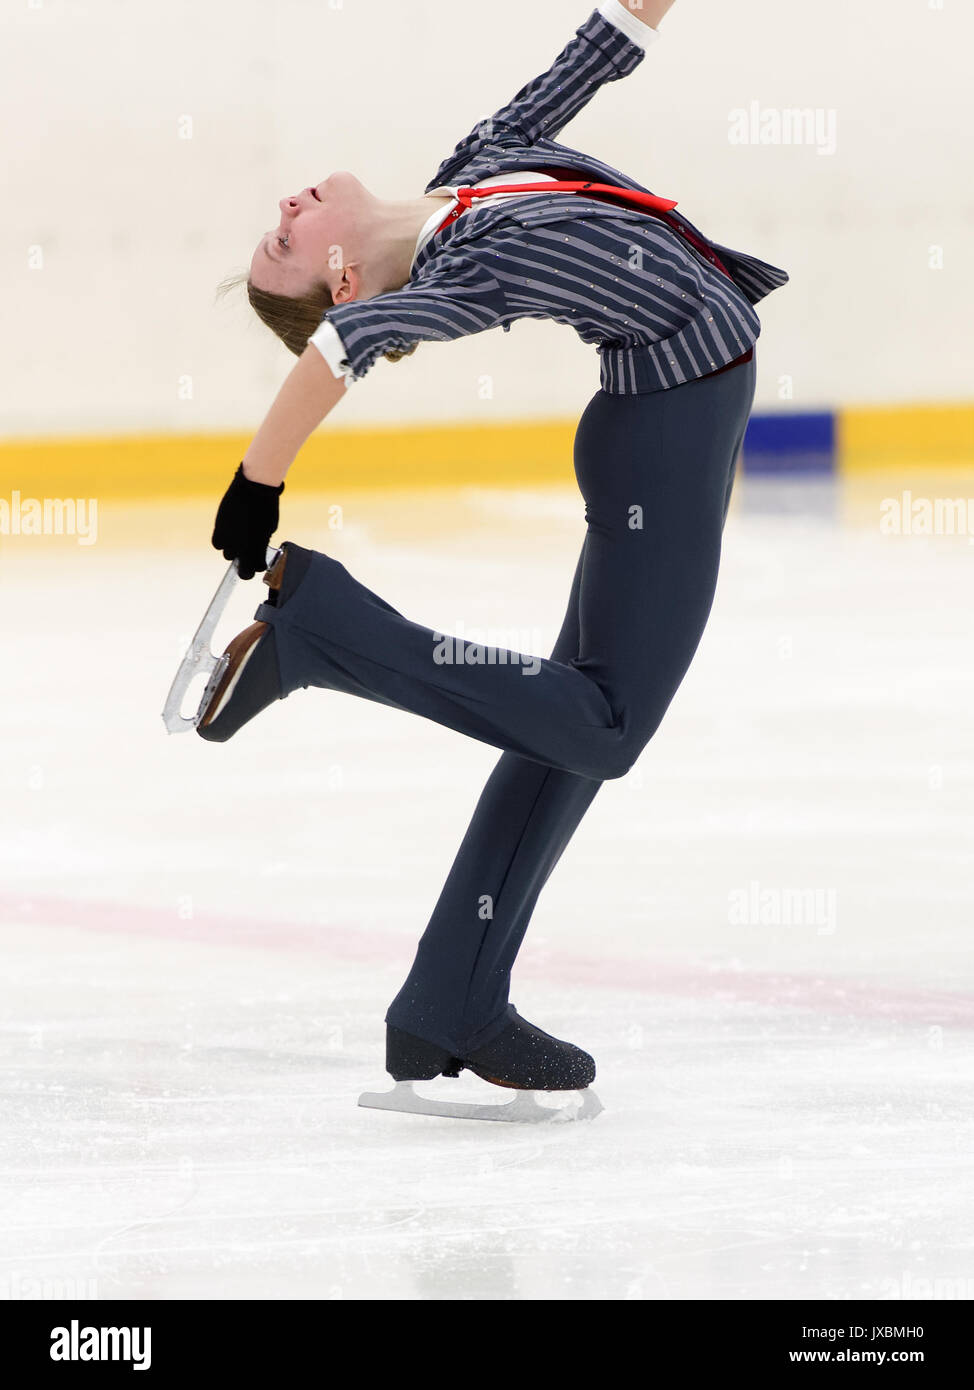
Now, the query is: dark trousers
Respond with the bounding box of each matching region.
[255,356,757,1056]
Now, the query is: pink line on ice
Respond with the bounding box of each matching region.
[2,891,972,1027]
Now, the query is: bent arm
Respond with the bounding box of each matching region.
[241,254,505,485]
[309,252,507,385]
[241,345,347,487]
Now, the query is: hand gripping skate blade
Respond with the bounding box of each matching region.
[357,1080,603,1124]
[161,546,282,733]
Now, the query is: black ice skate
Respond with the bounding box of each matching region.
[359,1006,603,1123]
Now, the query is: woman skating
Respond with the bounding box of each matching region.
[201,0,788,1102]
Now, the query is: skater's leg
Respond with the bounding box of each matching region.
[385,542,606,1055]
[721,385,753,527]
[252,539,626,782]
[252,362,755,782]
[385,758,603,1053]
[566,356,757,753]
[387,357,757,1055]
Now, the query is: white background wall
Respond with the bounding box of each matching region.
[2,0,972,435]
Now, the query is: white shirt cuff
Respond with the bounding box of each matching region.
[309,317,355,383]
[597,0,659,48]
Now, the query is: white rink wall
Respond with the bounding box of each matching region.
[2,0,972,435]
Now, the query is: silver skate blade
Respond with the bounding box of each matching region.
[161,546,282,733]
[357,1080,603,1124]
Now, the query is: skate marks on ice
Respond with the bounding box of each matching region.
[358,1079,603,1123]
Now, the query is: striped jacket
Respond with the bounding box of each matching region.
[315,6,788,395]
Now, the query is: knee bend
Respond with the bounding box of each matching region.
[593,733,649,782]
[597,715,667,780]
[601,750,640,781]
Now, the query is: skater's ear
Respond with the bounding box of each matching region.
[331,262,363,307]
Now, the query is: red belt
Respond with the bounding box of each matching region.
[434,178,679,234]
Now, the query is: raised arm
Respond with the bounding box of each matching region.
[485,2,653,142]
[426,3,672,188]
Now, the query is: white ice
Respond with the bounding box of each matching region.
[1,475,973,1301]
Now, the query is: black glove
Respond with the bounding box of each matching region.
[211,463,284,580]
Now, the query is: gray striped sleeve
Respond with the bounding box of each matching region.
[427,10,645,188]
[320,253,507,382]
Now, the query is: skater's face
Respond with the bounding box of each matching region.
[249,171,371,303]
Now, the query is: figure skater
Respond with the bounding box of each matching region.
[202,0,788,1100]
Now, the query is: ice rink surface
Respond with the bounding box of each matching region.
[2,473,973,1301]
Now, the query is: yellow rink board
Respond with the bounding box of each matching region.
[839,405,974,472]
[0,421,578,500]
[1,404,973,502]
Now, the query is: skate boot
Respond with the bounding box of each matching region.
[362,1006,602,1122]
[386,1005,596,1091]
[196,542,311,743]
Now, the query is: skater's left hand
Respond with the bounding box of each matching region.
[211,463,284,580]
